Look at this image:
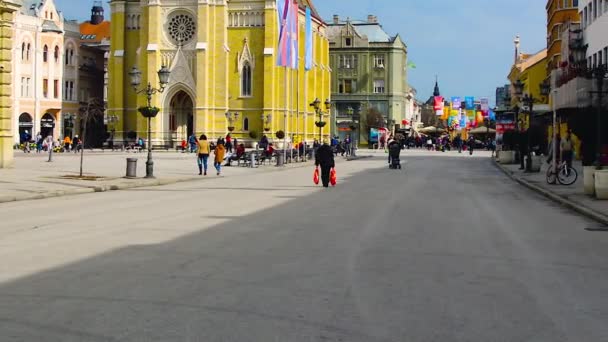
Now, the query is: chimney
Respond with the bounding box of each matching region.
[90,1,104,25]
[333,15,339,25]
[367,15,377,23]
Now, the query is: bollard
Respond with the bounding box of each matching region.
[276,152,284,167]
[126,158,138,178]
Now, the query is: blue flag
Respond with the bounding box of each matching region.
[305,7,313,71]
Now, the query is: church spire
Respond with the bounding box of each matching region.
[433,75,440,97]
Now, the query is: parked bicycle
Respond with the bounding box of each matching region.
[546,160,578,185]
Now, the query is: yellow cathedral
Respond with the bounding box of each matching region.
[108,0,331,147]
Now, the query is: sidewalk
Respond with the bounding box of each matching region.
[495,158,608,225]
[0,150,316,203]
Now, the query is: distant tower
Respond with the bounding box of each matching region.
[514,35,520,63]
[90,1,104,25]
[433,76,440,97]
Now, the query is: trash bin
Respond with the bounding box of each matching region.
[276,152,284,166]
[126,158,137,178]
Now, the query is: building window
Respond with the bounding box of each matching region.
[600,50,604,67]
[26,78,30,97]
[54,80,59,98]
[21,43,25,60]
[373,79,385,94]
[54,46,59,63]
[604,47,608,65]
[345,37,352,46]
[338,79,356,94]
[20,77,25,97]
[43,45,48,62]
[574,0,578,7]
[241,63,252,97]
[43,79,48,98]
[339,55,357,69]
[243,117,249,131]
[374,55,385,68]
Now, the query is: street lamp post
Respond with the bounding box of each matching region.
[129,65,171,179]
[310,98,331,143]
[512,79,550,171]
[225,112,239,132]
[261,113,272,132]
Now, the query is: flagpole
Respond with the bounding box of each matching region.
[284,66,288,166]
[296,59,300,161]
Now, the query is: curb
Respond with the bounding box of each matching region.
[0,160,318,205]
[494,160,608,226]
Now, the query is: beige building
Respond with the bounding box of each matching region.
[12,0,67,142]
[0,0,21,168]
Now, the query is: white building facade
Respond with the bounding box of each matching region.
[580,0,608,68]
[12,0,71,143]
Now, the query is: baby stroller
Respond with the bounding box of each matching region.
[388,142,402,169]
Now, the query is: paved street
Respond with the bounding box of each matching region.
[1,151,608,341]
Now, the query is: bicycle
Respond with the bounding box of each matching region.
[546,160,578,185]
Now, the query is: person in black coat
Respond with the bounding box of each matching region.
[315,142,335,188]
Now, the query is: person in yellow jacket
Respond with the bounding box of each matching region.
[196,134,210,175]
[214,139,226,176]
[63,135,72,152]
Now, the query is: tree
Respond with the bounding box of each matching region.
[365,107,385,131]
[77,98,105,177]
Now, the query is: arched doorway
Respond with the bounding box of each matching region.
[169,91,194,145]
[18,113,33,142]
[40,113,55,138]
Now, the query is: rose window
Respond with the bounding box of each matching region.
[168,14,196,45]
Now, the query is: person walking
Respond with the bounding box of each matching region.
[63,135,72,152]
[225,134,232,153]
[35,133,43,153]
[188,134,197,153]
[21,130,31,153]
[315,141,335,188]
[561,130,574,170]
[214,139,226,176]
[196,134,210,175]
[518,125,528,170]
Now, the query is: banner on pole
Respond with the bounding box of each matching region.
[451,97,461,110]
[304,7,313,71]
[465,96,475,110]
[480,97,490,116]
[433,96,444,112]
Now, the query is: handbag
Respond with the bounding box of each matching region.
[330,168,337,186]
[313,167,320,185]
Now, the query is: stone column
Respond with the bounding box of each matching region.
[0,0,20,168]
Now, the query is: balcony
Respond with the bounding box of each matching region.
[552,66,593,110]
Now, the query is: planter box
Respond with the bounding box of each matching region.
[499,150,515,164]
[528,155,542,172]
[583,166,596,196]
[595,169,608,200]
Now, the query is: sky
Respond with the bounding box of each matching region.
[57,0,547,106]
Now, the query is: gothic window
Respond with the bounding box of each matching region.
[21,43,25,60]
[43,45,48,62]
[54,46,59,63]
[27,44,31,60]
[136,15,141,29]
[167,13,196,45]
[241,63,252,97]
[243,117,250,131]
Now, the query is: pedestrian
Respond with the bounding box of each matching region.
[214,139,226,176]
[315,141,335,188]
[225,134,232,153]
[196,134,210,175]
[63,135,72,152]
[188,134,197,153]
[35,133,43,153]
[518,125,528,170]
[21,130,31,153]
[259,134,269,151]
[561,130,574,170]
[73,135,81,153]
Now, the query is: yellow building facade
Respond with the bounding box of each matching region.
[108,0,331,147]
[0,0,20,168]
[546,0,580,73]
[508,48,549,129]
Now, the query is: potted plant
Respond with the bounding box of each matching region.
[275,130,286,149]
[264,127,270,132]
[499,130,516,164]
[227,126,235,132]
[138,106,160,118]
[275,130,285,139]
[249,130,259,140]
[315,121,327,128]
